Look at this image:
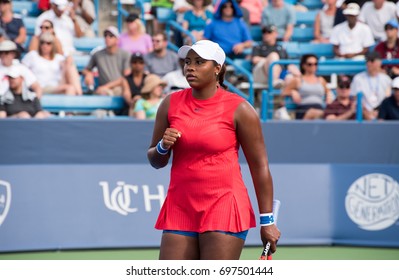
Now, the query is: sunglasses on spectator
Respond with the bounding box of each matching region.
[40,41,52,45]
[104,33,116,38]
[152,39,163,43]
[0,51,13,55]
[131,60,144,64]
[40,25,52,30]
[385,26,396,31]
[338,83,350,89]
[306,62,318,66]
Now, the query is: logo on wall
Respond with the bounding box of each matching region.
[100,181,165,216]
[0,180,11,227]
[345,173,399,231]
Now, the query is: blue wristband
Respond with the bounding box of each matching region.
[260,213,274,226]
[156,140,169,155]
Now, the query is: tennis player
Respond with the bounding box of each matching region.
[147,40,280,260]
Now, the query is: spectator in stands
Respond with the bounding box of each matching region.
[132,74,166,119]
[0,27,5,43]
[329,3,374,59]
[67,0,96,37]
[350,51,392,120]
[324,75,356,120]
[118,13,153,55]
[173,0,193,47]
[378,76,399,120]
[358,0,396,42]
[29,19,64,55]
[82,26,131,96]
[334,0,368,26]
[0,0,27,53]
[0,40,42,98]
[150,0,174,33]
[251,25,288,89]
[0,66,50,119]
[144,32,180,78]
[261,0,295,42]
[313,0,337,43]
[35,0,83,55]
[182,0,213,44]
[204,0,252,58]
[22,33,82,95]
[239,0,265,25]
[374,20,399,79]
[120,52,147,116]
[282,54,333,120]
[162,58,190,93]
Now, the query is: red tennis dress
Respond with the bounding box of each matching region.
[155,88,256,233]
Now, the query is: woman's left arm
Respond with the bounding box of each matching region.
[235,101,280,253]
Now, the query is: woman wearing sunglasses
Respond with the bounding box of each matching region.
[28,20,64,55]
[282,54,333,120]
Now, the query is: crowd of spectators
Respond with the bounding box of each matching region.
[0,0,399,120]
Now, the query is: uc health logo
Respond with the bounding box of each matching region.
[100,181,165,216]
[345,173,399,231]
[0,180,11,227]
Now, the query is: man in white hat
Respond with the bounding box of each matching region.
[0,66,50,119]
[0,40,42,98]
[329,3,375,59]
[35,0,83,55]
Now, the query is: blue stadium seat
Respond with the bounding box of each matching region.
[291,26,314,42]
[295,10,318,27]
[74,37,105,53]
[156,7,176,23]
[73,54,91,72]
[301,0,324,10]
[23,17,37,36]
[250,25,262,43]
[298,43,334,58]
[233,58,252,73]
[13,1,40,17]
[280,41,300,58]
[41,95,125,113]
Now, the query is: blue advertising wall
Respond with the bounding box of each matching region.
[0,120,398,252]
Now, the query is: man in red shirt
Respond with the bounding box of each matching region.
[374,20,399,78]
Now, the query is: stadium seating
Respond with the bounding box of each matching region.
[74,37,105,53]
[301,0,324,10]
[295,10,318,27]
[291,26,314,42]
[73,54,91,72]
[23,17,37,36]
[41,95,125,114]
[13,1,40,17]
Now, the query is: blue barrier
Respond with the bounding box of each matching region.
[0,120,398,252]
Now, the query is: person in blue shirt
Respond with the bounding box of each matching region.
[203,0,252,58]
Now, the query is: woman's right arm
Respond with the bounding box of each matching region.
[147,95,181,169]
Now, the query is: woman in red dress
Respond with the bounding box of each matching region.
[147,40,280,260]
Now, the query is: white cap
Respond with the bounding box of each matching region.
[343,3,360,16]
[104,26,119,38]
[178,40,226,66]
[392,77,399,89]
[0,40,17,52]
[50,0,68,8]
[6,66,21,79]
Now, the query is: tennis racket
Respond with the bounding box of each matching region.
[259,199,281,260]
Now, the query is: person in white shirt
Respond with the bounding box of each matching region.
[22,33,82,95]
[0,40,42,98]
[350,51,392,120]
[329,3,374,60]
[162,59,190,94]
[358,0,396,42]
[35,0,83,56]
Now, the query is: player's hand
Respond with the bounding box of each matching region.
[260,224,280,254]
[162,128,182,149]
